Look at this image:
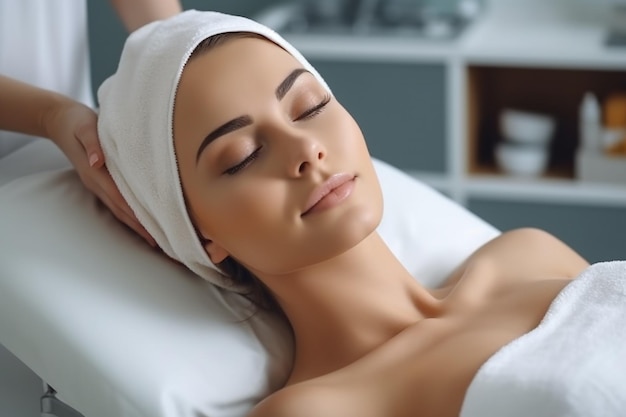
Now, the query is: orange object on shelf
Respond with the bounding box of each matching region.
[602,93,626,156]
[604,93,626,128]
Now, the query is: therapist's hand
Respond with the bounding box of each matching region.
[47,101,157,247]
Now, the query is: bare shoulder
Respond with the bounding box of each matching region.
[441,227,590,289]
[476,227,589,278]
[247,384,339,417]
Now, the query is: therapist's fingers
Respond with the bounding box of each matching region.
[48,101,157,248]
[74,119,105,169]
[72,115,156,246]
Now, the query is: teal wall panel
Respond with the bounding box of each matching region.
[309,60,447,172]
[468,198,626,264]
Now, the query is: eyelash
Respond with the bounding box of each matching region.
[223,94,332,176]
[294,93,332,121]
[224,147,261,175]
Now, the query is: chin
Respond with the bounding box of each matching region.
[331,200,382,251]
[252,187,383,275]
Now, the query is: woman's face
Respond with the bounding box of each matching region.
[173,36,383,276]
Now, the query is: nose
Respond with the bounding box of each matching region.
[268,125,326,177]
[290,135,326,177]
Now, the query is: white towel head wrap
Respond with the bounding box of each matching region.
[97,10,330,292]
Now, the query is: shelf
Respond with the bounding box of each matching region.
[285,1,626,70]
[464,174,626,207]
[469,164,573,180]
[285,33,459,63]
[462,23,626,70]
[464,66,626,191]
[461,0,626,70]
[401,171,626,208]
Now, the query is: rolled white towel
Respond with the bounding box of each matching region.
[461,261,626,417]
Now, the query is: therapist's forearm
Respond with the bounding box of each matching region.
[0,74,74,140]
[109,0,182,32]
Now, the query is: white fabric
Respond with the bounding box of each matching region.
[98,10,331,293]
[0,142,293,417]
[0,0,94,157]
[461,261,626,417]
[0,139,498,417]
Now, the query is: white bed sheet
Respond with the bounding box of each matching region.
[0,140,499,417]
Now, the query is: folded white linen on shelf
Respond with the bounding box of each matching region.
[461,261,626,417]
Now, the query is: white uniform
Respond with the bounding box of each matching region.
[0,0,94,157]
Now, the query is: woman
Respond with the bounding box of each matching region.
[98,10,590,417]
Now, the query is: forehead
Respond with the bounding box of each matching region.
[177,37,301,105]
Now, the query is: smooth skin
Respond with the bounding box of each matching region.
[172,37,590,417]
[0,0,182,246]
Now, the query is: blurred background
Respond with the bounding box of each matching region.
[87,0,626,263]
[88,0,484,91]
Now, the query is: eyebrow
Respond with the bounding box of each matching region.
[195,116,252,163]
[195,68,310,164]
[276,68,308,100]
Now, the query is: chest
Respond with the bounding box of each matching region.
[319,279,570,417]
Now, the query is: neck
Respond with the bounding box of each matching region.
[258,233,439,384]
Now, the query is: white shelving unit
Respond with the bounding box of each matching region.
[285,0,626,208]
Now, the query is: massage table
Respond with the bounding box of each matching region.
[0,139,499,417]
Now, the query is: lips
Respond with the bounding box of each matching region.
[302,173,356,216]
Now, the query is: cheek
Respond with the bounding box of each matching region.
[197,180,291,258]
[325,106,369,156]
[204,184,270,232]
[331,107,383,221]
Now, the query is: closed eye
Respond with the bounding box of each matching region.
[295,94,332,122]
[223,146,262,175]
[222,94,331,175]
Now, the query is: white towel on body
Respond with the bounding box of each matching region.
[97,10,330,292]
[461,261,626,417]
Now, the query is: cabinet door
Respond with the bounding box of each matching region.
[468,198,626,263]
[310,59,447,173]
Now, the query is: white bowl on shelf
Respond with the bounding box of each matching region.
[495,142,549,177]
[500,109,556,145]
